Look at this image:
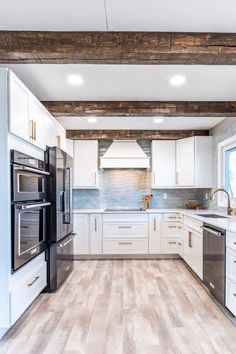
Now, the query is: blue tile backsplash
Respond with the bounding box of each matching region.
[73,140,210,209]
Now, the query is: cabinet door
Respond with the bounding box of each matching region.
[9,72,29,141]
[90,214,102,254]
[73,140,99,189]
[44,114,57,147]
[152,140,176,187]
[191,231,203,279]
[149,214,161,254]
[176,137,195,186]
[28,97,46,150]
[55,123,66,152]
[73,214,89,255]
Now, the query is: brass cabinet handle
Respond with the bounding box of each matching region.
[168,241,177,244]
[154,218,157,231]
[95,217,97,232]
[56,134,61,148]
[188,231,192,248]
[29,120,34,139]
[176,172,179,185]
[168,216,177,219]
[27,276,40,287]
[118,242,132,245]
[118,226,132,229]
[33,120,37,140]
[168,226,177,229]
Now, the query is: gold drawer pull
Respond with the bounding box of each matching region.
[168,217,177,219]
[27,276,40,287]
[168,241,177,244]
[118,226,132,229]
[118,242,132,245]
[168,226,177,228]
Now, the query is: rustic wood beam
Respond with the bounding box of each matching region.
[66,130,209,140]
[42,101,236,117]
[1,31,236,64]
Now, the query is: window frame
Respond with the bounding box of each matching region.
[218,135,236,207]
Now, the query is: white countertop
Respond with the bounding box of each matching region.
[73,208,236,234]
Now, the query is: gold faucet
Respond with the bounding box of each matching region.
[210,188,233,216]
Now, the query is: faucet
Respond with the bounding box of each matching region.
[209,188,233,216]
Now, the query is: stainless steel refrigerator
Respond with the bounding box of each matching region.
[46,147,74,291]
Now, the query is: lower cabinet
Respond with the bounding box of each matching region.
[10,254,47,325]
[73,214,89,255]
[226,245,236,316]
[161,214,183,255]
[73,213,102,255]
[103,239,148,254]
[90,214,103,254]
[149,214,162,253]
[183,227,203,279]
[226,278,236,316]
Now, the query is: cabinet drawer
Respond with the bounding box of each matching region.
[184,216,202,233]
[164,213,183,222]
[226,278,236,316]
[162,222,180,238]
[103,223,148,239]
[103,239,148,254]
[162,238,181,254]
[103,213,148,223]
[226,248,236,283]
[226,231,236,251]
[10,262,47,325]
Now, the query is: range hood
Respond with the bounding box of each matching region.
[100,140,150,169]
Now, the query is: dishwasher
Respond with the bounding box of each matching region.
[202,223,226,306]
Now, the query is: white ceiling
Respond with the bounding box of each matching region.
[3,64,236,101]
[0,0,236,32]
[58,116,225,131]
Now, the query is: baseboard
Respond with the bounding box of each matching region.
[73,254,181,260]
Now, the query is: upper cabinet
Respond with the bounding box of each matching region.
[152,136,212,188]
[152,140,176,188]
[9,72,30,142]
[176,137,195,186]
[73,140,99,189]
[8,70,66,152]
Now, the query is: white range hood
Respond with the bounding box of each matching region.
[100,140,150,169]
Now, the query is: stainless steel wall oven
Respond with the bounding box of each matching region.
[11,150,50,271]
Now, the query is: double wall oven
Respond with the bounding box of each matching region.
[11,150,51,271]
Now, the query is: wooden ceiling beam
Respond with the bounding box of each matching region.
[66,130,209,140]
[1,31,236,64]
[42,101,236,117]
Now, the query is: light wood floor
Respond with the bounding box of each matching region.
[1,260,236,354]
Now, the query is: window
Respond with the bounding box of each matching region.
[218,135,236,207]
[225,146,236,199]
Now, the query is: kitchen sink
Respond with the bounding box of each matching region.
[197,213,228,219]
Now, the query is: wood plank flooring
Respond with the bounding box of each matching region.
[1,260,236,354]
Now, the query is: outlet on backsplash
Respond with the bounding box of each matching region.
[163,193,168,200]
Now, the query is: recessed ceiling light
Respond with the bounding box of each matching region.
[170,75,186,86]
[67,75,83,86]
[87,117,97,124]
[153,118,164,124]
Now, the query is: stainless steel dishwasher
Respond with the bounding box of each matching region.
[202,223,226,306]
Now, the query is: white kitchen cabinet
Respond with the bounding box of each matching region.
[148,214,162,253]
[152,140,176,188]
[73,140,99,189]
[28,97,46,150]
[183,227,203,279]
[73,214,89,255]
[55,123,66,152]
[66,139,74,157]
[9,71,30,142]
[152,136,212,189]
[176,137,195,186]
[44,113,57,148]
[226,278,236,316]
[90,214,103,254]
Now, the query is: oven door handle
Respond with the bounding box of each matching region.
[201,226,223,237]
[21,202,51,210]
[14,165,50,176]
